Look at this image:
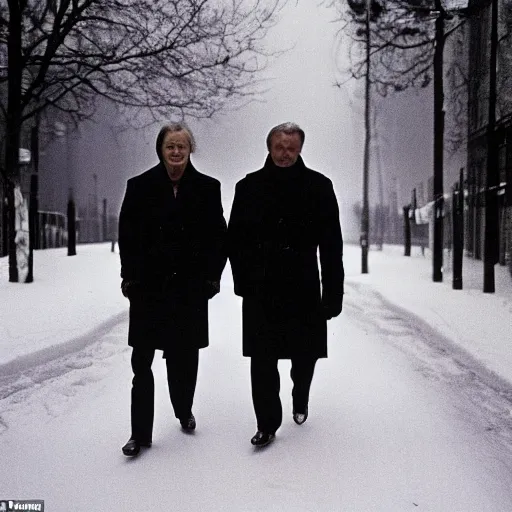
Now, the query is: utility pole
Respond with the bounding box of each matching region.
[452,168,464,290]
[27,114,40,282]
[66,127,76,256]
[374,131,385,250]
[102,198,108,242]
[432,0,445,282]
[93,173,99,242]
[483,0,499,293]
[67,188,76,256]
[361,0,371,274]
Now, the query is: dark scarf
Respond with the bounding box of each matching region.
[159,158,196,183]
[262,154,306,182]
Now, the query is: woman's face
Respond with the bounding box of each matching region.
[161,130,191,179]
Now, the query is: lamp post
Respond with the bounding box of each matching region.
[26,114,40,282]
[93,173,99,242]
[432,0,445,283]
[67,187,76,255]
[54,122,76,256]
[483,0,498,293]
[360,0,372,274]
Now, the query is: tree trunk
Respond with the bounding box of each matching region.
[6,178,18,282]
[6,0,24,282]
[14,184,30,282]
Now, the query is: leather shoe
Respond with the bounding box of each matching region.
[180,414,196,431]
[251,430,276,447]
[122,438,152,457]
[293,406,308,425]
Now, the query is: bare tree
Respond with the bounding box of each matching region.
[0,0,286,282]
[324,0,474,149]
[325,0,433,92]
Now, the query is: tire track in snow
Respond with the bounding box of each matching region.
[344,281,512,454]
[0,317,130,433]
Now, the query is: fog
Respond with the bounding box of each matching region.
[38,1,439,243]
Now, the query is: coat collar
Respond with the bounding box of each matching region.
[157,158,198,184]
[262,154,307,173]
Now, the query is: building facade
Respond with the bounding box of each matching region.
[467,0,512,271]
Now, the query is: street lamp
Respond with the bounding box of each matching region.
[483,0,499,293]
[26,114,40,283]
[432,0,445,283]
[351,0,375,273]
[361,0,372,274]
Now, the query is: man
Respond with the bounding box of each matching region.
[228,122,344,447]
[118,122,227,456]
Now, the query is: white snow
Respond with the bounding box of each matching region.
[0,244,127,371]
[1,242,511,385]
[347,244,512,387]
[1,242,512,512]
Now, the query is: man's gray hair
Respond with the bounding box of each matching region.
[266,122,305,150]
[156,121,196,161]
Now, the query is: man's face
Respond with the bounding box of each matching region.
[269,132,302,168]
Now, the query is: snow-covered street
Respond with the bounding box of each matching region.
[1,244,512,511]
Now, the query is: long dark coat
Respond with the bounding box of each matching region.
[228,155,344,359]
[118,161,227,351]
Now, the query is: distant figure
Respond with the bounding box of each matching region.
[118,122,227,457]
[228,122,344,447]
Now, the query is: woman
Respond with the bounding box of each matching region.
[118,122,227,457]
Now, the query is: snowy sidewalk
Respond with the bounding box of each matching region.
[0,244,127,372]
[1,242,511,387]
[346,245,512,386]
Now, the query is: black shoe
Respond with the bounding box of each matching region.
[251,430,276,447]
[122,438,152,457]
[180,414,196,431]
[293,406,308,425]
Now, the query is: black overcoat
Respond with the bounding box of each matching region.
[118,161,227,351]
[228,155,344,359]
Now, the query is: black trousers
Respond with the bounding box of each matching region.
[130,345,199,441]
[250,356,317,434]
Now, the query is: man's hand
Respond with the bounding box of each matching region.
[206,280,220,299]
[121,279,135,298]
[322,297,343,320]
